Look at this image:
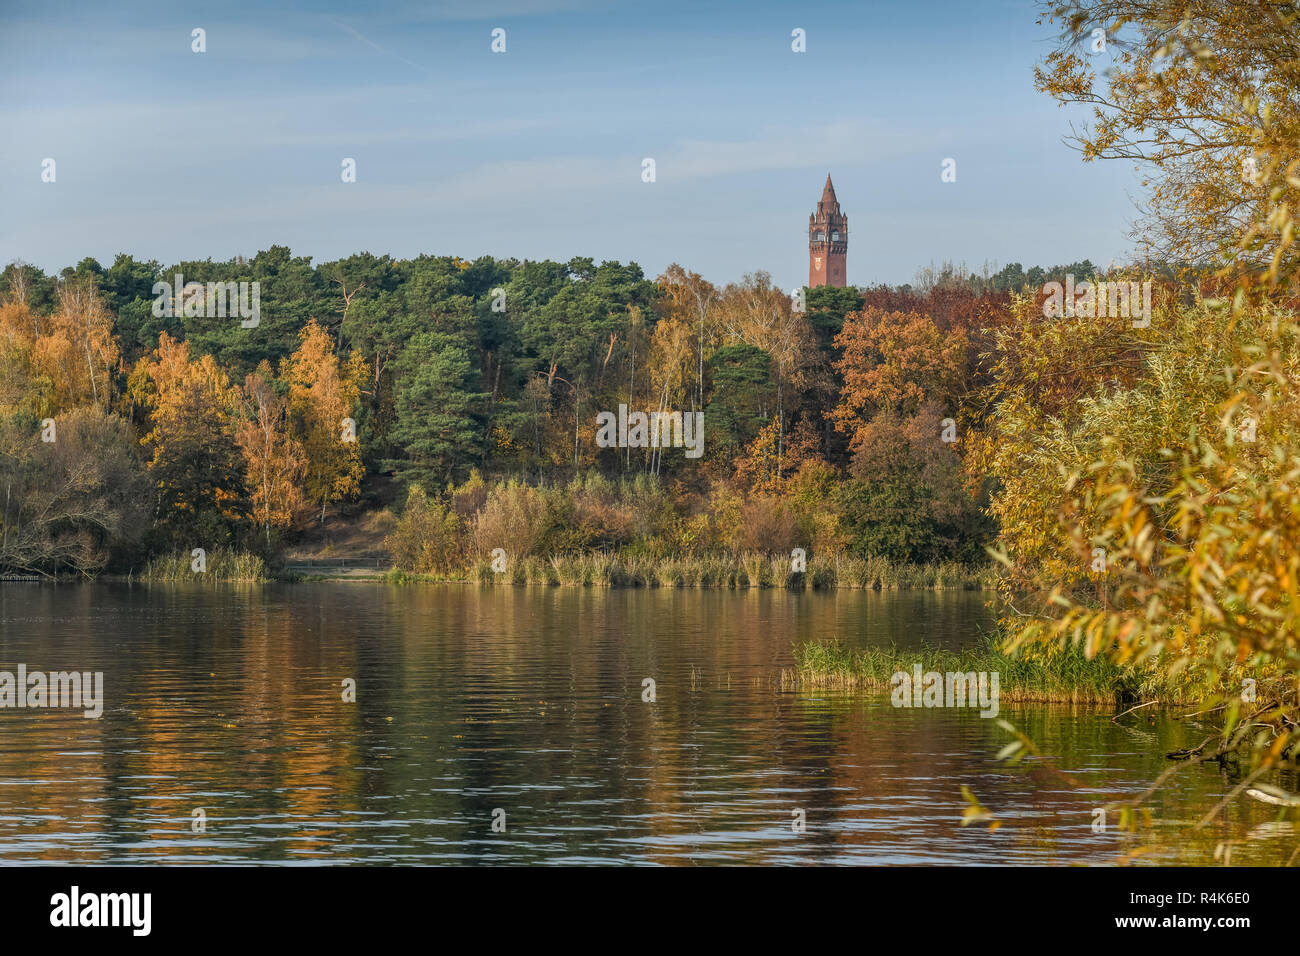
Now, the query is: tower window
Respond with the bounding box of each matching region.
[816,231,825,240]
[831,231,839,241]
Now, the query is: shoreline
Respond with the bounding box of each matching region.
[37,550,999,590]
[38,571,997,590]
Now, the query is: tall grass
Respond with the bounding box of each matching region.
[790,636,1154,704]
[448,551,992,590]
[141,549,267,583]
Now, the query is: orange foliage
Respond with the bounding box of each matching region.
[734,416,823,495]
[279,319,368,524]
[832,307,967,453]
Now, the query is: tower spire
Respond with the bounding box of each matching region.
[822,173,836,205]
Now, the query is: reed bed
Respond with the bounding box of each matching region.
[790,636,1148,704]
[384,553,994,590]
[440,552,993,590]
[140,549,268,583]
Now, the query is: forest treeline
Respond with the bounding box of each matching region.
[0,248,1111,576]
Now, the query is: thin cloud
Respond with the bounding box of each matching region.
[328,16,435,74]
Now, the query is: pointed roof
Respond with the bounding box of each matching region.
[821,173,837,205]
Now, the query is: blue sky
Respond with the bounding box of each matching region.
[0,0,1143,288]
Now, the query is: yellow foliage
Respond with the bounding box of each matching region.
[987,293,1300,699]
[280,319,368,524]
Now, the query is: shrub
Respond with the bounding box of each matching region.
[385,486,464,574]
[734,496,803,554]
[472,479,548,560]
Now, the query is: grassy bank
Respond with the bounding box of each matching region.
[139,549,268,583]
[389,553,994,590]
[790,636,1152,705]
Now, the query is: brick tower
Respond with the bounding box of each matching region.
[808,173,847,288]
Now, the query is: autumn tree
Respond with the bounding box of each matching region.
[237,364,306,548]
[0,407,149,575]
[2,278,120,417]
[136,333,246,549]
[44,278,118,410]
[642,313,698,474]
[832,307,968,454]
[0,301,43,417]
[656,264,718,409]
[734,416,824,495]
[1036,0,1300,297]
[716,272,816,463]
[280,319,367,524]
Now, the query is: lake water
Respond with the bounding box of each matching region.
[0,583,1291,865]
